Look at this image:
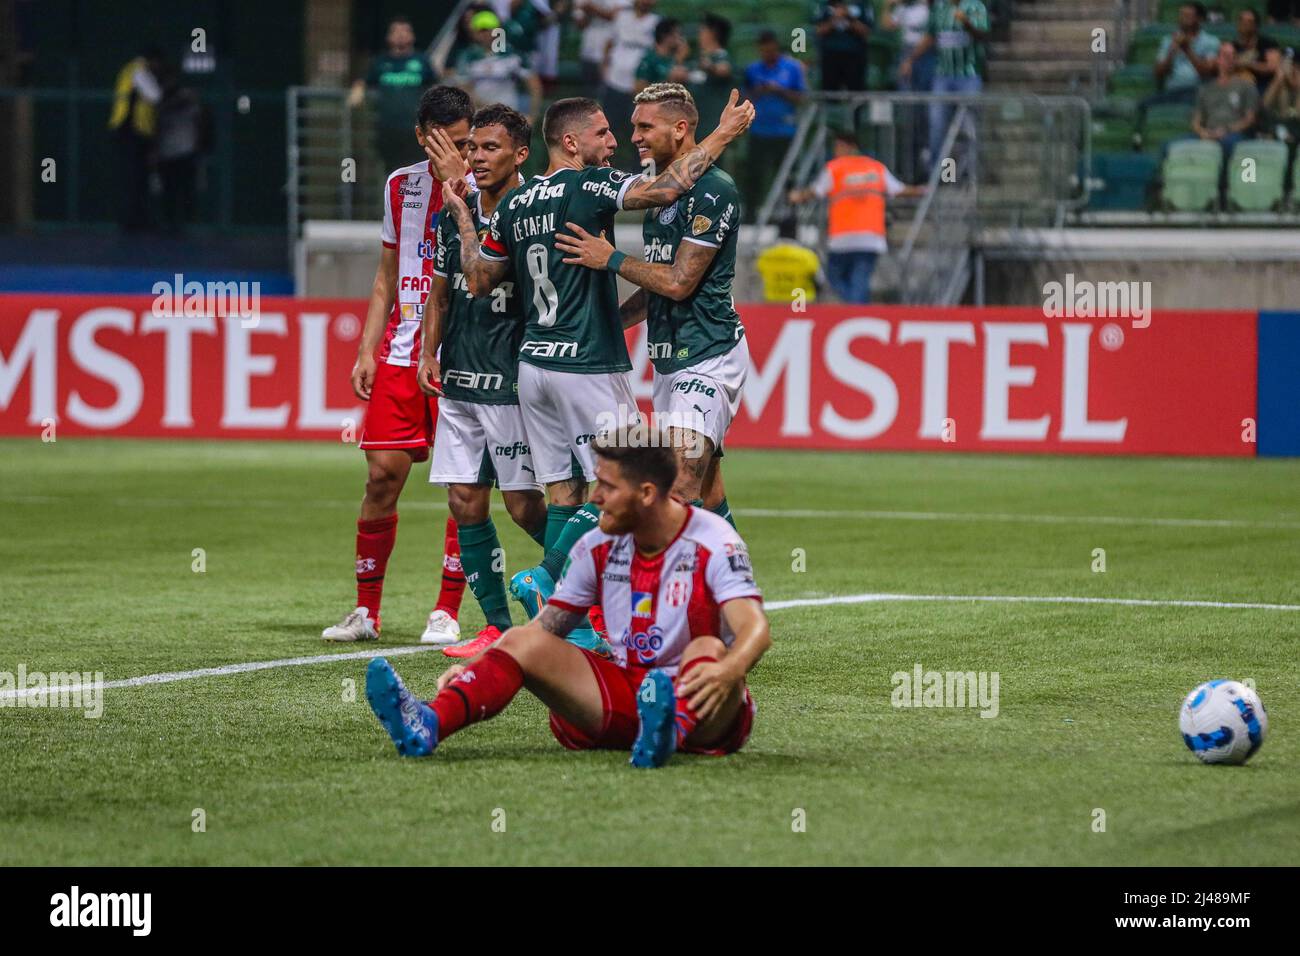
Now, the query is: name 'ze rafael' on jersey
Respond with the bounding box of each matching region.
[379,160,446,366]
[478,166,641,374]
[548,507,762,676]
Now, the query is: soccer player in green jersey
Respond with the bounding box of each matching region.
[431,90,754,626]
[417,104,555,659]
[554,83,745,528]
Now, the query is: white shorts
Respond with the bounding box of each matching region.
[517,362,636,483]
[429,398,541,492]
[651,337,748,453]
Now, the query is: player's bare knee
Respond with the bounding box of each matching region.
[682,635,727,664]
[548,477,587,507]
[447,484,489,525]
[364,467,403,508]
[503,490,545,531]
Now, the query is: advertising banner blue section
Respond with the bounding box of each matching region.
[1258,312,1300,458]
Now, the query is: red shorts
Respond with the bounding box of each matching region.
[359,361,437,461]
[549,649,756,756]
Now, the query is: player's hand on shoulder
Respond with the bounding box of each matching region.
[351,352,377,400]
[436,664,467,693]
[555,221,614,270]
[417,353,442,397]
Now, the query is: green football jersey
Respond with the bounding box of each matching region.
[480,166,637,374]
[434,192,525,404]
[641,166,744,374]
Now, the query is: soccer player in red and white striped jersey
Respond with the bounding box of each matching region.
[322,87,475,646]
[364,428,772,768]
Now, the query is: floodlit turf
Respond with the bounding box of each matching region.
[1,438,1298,865]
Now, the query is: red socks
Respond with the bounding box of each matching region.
[355,513,399,625]
[435,515,466,616]
[674,656,718,746]
[429,648,524,738]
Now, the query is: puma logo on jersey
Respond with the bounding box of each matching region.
[703,192,719,204]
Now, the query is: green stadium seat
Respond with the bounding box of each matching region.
[1110,63,1157,99]
[1226,139,1289,210]
[1090,152,1159,209]
[1091,115,1137,152]
[1129,25,1174,67]
[1162,139,1223,210]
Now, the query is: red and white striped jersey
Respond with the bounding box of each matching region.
[549,507,762,676]
[379,160,444,366]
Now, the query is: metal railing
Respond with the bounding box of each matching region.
[286,87,385,240]
[755,91,1092,304]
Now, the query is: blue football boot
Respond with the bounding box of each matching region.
[630,669,678,769]
[365,657,438,757]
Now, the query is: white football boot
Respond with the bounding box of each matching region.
[322,607,379,643]
[419,609,461,645]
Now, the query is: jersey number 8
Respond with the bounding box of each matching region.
[526,243,559,327]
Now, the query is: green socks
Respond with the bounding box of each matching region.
[539,503,601,581]
[457,518,513,632]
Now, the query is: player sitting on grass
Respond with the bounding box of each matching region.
[364,428,771,768]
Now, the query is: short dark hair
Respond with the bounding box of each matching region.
[472,103,532,149]
[1240,6,1259,25]
[703,14,732,48]
[1183,2,1207,19]
[417,85,473,129]
[758,29,778,46]
[654,18,681,45]
[593,431,678,496]
[543,97,603,149]
[388,14,413,29]
[832,128,858,148]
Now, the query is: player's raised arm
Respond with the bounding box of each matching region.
[441,181,510,296]
[619,89,754,210]
[556,220,717,302]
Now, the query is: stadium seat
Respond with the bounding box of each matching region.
[1109,64,1157,99]
[1090,152,1160,209]
[1226,139,1289,211]
[1143,102,1195,153]
[1128,24,1174,67]
[1091,115,1137,153]
[1161,139,1224,210]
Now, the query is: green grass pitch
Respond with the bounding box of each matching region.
[1,438,1298,865]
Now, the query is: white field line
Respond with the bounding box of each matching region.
[2,592,1297,702]
[3,495,1298,530]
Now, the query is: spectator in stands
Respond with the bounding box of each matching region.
[635,18,689,93]
[349,15,437,173]
[786,130,924,304]
[688,14,734,140]
[1148,4,1219,102]
[756,217,824,304]
[885,0,934,182]
[603,0,660,168]
[743,31,808,216]
[532,0,566,92]
[451,10,544,123]
[815,2,875,92]
[1233,7,1281,93]
[898,0,989,177]
[1261,46,1300,183]
[156,65,209,235]
[573,0,630,87]
[1187,40,1260,155]
[108,45,164,233]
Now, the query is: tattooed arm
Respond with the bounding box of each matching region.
[620,90,755,210]
[556,223,717,302]
[441,182,511,296]
[538,603,584,638]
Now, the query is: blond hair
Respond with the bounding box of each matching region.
[632,83,699,130]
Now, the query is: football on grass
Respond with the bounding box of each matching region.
[1179,680,1268,765]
